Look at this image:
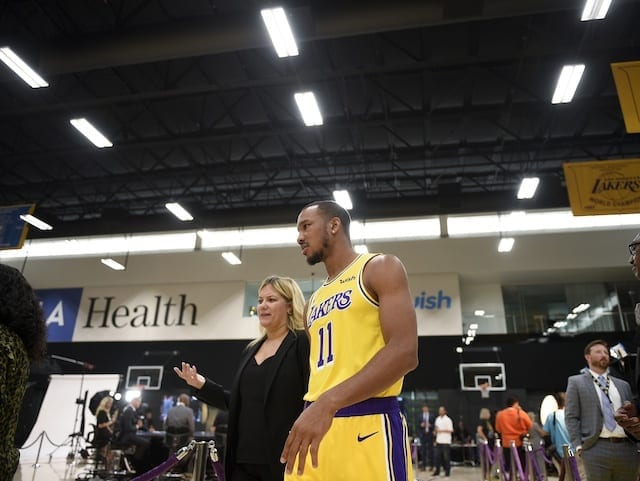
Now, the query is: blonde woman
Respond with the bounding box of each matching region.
[175,275,310,481]
[94,396,116,467]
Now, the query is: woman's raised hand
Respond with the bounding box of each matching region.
[173,362,206,389]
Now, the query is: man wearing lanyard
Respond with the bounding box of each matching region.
[566,339,638,481]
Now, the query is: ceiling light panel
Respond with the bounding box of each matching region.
[552,64,585,104]
[260,7,299,57]
[0,47,48,88]
[294,92,323,126]
[69,118,113,148]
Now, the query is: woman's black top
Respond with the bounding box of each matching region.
[235,356,274,463]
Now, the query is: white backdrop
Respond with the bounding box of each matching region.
[19,374,120,463]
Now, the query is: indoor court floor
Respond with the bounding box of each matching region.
[12,458,492,481]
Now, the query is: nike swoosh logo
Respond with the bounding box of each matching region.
[357,431,379,442]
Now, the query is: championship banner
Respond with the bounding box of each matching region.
[611,61,640,134]
[563,159,640,215]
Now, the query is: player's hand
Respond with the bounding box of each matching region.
[173,362,205,389]
[614,401,640,437]
[280,399,335,475]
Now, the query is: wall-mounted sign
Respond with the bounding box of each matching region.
[0,203,33,249]
[563,158,640,215]
[611,61,640,134]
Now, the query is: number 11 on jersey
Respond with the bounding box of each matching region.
[316,321,334,368]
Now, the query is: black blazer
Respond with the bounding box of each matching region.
[195,329,310,481]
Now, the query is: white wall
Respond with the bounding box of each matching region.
[4,226,637,338]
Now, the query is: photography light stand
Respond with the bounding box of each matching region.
[48,355,94,464]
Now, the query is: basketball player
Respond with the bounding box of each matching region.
[280,200,419,481]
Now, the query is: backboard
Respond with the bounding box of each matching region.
[459,362,506,391]
[125,365,164,390]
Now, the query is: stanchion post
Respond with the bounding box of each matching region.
[31,431,45,468]
[192,441,209,481]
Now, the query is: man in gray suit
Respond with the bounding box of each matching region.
[566,339,638,481]
[165,393,195,447]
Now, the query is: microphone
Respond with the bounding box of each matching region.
[50,354,95,370]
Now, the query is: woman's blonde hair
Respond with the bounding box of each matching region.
[479,407,491,420]
[254,275,306,340]
[96,396,113,417]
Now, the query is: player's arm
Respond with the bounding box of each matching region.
[281,254,418,474]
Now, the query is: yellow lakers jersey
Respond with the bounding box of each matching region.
[304,253,404,401]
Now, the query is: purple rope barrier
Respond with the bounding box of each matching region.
[210,458,225,481]
[532,445,553,465]
[207,440,225,481]
[510,443,526,481]
[497,446,510,481]
[527,446,545,481]
[485,443,496,465]
[568,454,582,481]
[479,442,491,480]
[129,454,181,481]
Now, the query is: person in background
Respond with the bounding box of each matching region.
[495,395,532,471]
[164,393,195,445]
[161,395,174,424]
[476,408,494,465]
[453,419,472,444]
[433,406,454,477]
[175,275,310,481]
[117,396,151,473]
[566,339,637,481]
[527,411,546,473]
[417,403,434,471]
[476,408,494,445]
[0,264,47,481]
[540,392,573,475]
[281,200,418,481]
[94,396,116,467]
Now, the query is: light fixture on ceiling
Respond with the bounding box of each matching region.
[474,310,485,316]
[294,91,323,126]
[581,0,612,20]
[497,237,515,253]
[517,177,540,199]
[354,244,369,254]
[0,47,48,88]
[165,202,194,221]
[260,7,299,58]
[332,190,353,210]
[572,303,591,313]
[19,214,53,231]
[551,64,585,104]
[101,258,126,270]
[69,118,113,148]
[222,251,242,265]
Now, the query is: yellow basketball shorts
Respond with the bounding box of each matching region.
[285,397,413,481]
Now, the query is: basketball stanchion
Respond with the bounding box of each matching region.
[559,445,582,481]
[509,440,526,481]
[522,438,553,481]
